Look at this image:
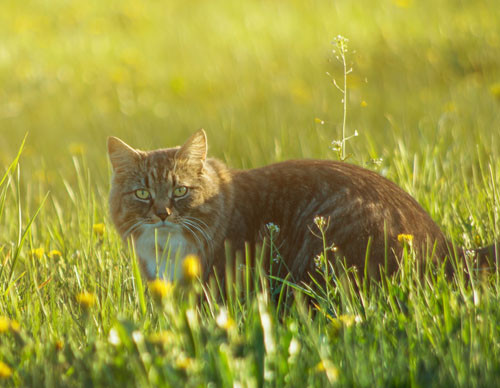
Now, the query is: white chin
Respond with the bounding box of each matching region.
[133,225,196,280]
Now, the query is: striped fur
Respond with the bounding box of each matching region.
[108,130,496,282]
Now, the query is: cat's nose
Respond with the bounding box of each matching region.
[156,207,172,221]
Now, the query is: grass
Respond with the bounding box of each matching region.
[1,0,500,386]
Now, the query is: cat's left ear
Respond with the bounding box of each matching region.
[107,136,140,172]
[175,129,207,163]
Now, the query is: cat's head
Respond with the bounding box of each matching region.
[107,129,215,242]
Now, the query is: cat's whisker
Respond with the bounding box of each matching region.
[123,220,145,239]
[182,219,214,254]
[181,222,204,252]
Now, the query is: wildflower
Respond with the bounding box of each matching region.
[148,331,174,346]
[76,292,96,309]
[48,250,62,259]
[216,309,236,331]
[182,255,201,280]
[360,100,368,107]
[132,330,144,345]
[55,340,64,351]
[288,338,301,357]
[93,223,106,237]
[315,359,339,383]
[266,222,280,234]
[148,279,173,301]
[314,117,325,125]
[175,356,194,370]
[0,316,9,333]
[314,216,327,230]
[338,314,362,327]
[0,361,12,379]
[108,328,121,346]
[397,234,414,245]
[69,143,86,155]
[29,247,45,259]
[330,140,343,152]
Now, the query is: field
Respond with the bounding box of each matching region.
[1,0,500,386]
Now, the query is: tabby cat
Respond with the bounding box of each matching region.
[108,129,496,282]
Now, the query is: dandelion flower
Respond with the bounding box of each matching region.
[315,359,339,382]
[182,255,201,280]
[76,292,96,309]
[0,361,12,379]
[148,331,174,346]
[0,316,9,333]
[148,279,173,301]
[55,340,64,351]
[360,100,368,107]
[48,250,62,259]
[397,234,414,245]
[29,248,45,259]
[175,356,194,370]
[93,223,106,237]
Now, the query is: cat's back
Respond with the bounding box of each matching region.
[229,158,448,276]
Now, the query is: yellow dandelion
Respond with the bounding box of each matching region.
[93,223,106,237]
[0,361,12,379]
[175,356,194,370]
[48,250,62,259]
[0,316,9,333]
[55,340,64,351]
[397,234,414,244]
[148,330,175,346]
[29,247,45,259]
[315,359,339,383]
[76,292,96,309]
[360,100,368,107]
[148,279,173,301]
[69,143,87,155]
[182,255,201,281]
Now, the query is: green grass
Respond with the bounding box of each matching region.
[1,0,500,386]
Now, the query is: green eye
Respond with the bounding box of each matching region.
[173,186,188,197]
[135,189,151,200]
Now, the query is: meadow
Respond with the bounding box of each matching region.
[1,0,500,386]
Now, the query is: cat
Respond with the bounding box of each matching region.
[107,129,497,283]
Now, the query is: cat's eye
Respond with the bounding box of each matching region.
[135,189,151,200]
[173,186,188,198]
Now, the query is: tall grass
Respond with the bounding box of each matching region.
[1,0,500,386]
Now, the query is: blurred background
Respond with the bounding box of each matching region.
[0,0,499,210]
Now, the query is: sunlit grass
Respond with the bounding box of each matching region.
[0,0,499,386]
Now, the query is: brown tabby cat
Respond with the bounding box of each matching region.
[108,129,496,283]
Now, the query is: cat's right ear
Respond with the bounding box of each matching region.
[107,136,139,172]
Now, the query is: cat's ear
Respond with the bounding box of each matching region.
[175,129,207,163]
[107,136,140,172]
